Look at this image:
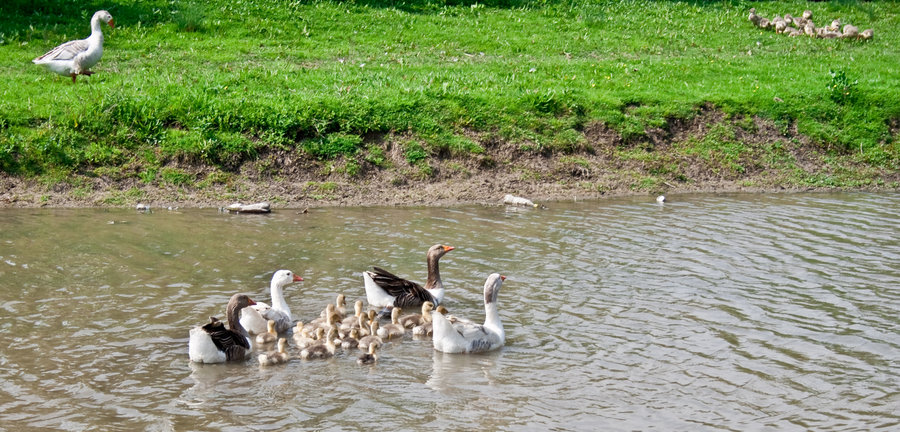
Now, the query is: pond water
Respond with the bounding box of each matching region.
[0,192,898,431]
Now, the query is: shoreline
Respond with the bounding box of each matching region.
[2,112,897,210]
[1,171,895,210]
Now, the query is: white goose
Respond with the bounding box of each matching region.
[363,244,454,316]
[432,274,506,354]
[260,270,303,334]
[239,302,272,336]
[33,10,114,83]
[188,294,257,363]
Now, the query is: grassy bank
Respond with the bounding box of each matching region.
[1,0,898,205]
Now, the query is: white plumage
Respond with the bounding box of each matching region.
[432,274,506,354]
[33,10,114,83]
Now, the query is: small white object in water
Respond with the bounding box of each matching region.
[503,194,538,208]
[135,203,150,212]
[225,202,271,214]
[656,195,666,203]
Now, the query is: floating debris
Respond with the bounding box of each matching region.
[135,203,151,213]
[656,195,667,203]
[225,202,271,214]
[503,194,539,208]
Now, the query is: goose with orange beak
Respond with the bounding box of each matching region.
[33,10,114,83]
[363,244,454,318]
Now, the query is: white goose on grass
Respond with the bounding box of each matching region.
[33,10,114,83]
[432,274,506,354]
[188,294,257,363]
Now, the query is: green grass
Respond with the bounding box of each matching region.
[1,0,898,182]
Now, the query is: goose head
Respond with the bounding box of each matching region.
[427,244,455,260]
[421,301,435,314]
[422,301,435,322]
[272,269,303,288]
[228,293,257,310]
[93,10,115,29]
[353,300,364,317]
[391,307,402,324]
[277,338,287,354]
[483,274,506,306]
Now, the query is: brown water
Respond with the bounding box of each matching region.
[0,193,898,431]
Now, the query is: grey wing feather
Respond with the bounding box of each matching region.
[35,39,89,62]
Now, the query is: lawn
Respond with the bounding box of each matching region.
[1,0,898,187]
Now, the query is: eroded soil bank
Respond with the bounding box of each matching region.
[2,110,897,208]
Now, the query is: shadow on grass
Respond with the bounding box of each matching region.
[0,0,166,41]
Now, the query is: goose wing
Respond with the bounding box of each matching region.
[369,267,434,306]
[261,308,293,334]
[34,38,89,62]
[202,320,250,361]
[368,266,424,296]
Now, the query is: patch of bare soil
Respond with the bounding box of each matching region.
[1,108,897,208]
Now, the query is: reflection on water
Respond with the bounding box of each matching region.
[1,192,899,430]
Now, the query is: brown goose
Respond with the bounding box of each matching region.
[188,294,257,363]
[363,244,454,315]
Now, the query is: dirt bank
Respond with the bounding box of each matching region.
[1,110,897,208]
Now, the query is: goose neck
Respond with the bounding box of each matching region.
[227,303,249,338]
[483,302,502,333]
[424,254,443,290]
[270,281,291,316]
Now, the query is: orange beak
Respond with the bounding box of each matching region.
[293,275,304,282]
[248,297,257,305]
[108,19,115,29]
[443,245,455,252]
[500,275,507,281]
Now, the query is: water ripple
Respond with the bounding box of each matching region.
[0,193,898,430]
